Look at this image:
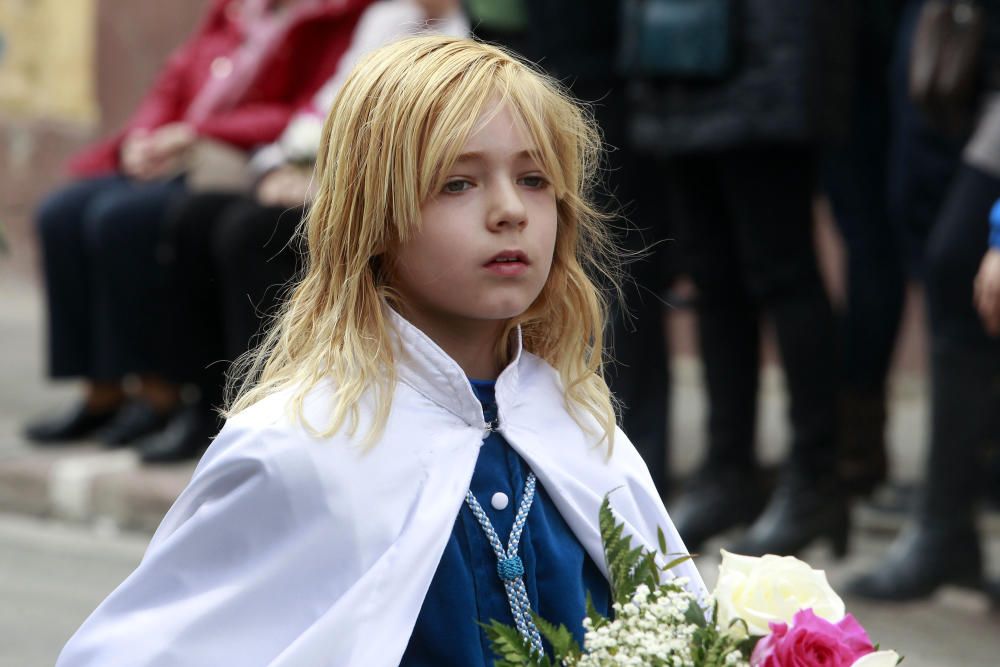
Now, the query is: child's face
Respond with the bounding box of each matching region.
[389,100,558,339]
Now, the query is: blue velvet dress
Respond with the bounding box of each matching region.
[400,379,612,665]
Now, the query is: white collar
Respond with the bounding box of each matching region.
[385,307,525,429]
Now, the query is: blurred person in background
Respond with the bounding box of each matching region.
[137,0,469,463]
[822,1,907,500]
[23,0,372,448]
[849,0,1000,601]
[465,0,677,498]
[826,0,979,515]
[622,0,852,557]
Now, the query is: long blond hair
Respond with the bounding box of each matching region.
[226,36,621,450]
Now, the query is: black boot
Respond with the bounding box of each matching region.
[669,466,769,553]
[23,399,121,443]
[727,469,850,558]
[139,404,220,463]
[847,343,995,600]
[846,523,981,600]
[97,400,173,447]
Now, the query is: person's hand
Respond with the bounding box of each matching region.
[256,164,314,207]
[974,248,1000,336]
[121,123,195,180]
[148,122,196,158]
[120,129,157,180]
[145,122,196,178]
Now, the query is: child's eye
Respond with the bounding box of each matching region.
[442,179,473,194]
[519,175,549,189]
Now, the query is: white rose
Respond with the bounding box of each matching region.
[851,650,901,667]
[712,549,845,636]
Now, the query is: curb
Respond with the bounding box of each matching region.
[0,444,194,533]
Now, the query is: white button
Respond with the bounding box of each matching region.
[211,56,233,79]
[491,492,509,511]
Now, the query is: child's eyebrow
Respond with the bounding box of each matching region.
[454,149,540,164]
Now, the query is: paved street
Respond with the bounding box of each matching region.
[0,513,145,667]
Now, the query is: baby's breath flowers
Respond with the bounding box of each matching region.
[570,583,749,667]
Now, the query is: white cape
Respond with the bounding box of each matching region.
[57,311,706,666]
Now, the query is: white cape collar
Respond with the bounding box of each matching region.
[385,306,525,429]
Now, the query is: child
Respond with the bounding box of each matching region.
[56,36,705,666]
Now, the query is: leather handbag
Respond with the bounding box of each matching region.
[618,0,733,79]
[910,0,986,131]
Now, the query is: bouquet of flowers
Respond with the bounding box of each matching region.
[484,497,901,667]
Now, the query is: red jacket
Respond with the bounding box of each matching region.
[69,0,373,176]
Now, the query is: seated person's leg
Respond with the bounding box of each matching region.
[139,192,248,463]
[26,175,131,443]
[82,178,188,447]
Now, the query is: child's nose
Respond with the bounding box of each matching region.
[487,182,527,230]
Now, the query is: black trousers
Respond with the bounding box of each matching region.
[606,169,675,495]
[160,192,303,407]
[821,0,906,394]
[670,144,839,476]
[36,174,187,381]
[925,164,1000,347]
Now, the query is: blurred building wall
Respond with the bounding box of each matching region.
[0,0,97,122]
[0,0,204,275]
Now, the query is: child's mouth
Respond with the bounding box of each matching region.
[485,251,529,276]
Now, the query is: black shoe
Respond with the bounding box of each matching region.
[23,400,121,443]
[139,405,220,463]
[97,400,173,447]
[669,466,769,553]
[846,523,982,601]
[728,471,850,558]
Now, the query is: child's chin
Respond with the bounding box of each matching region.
[479,289,545,320]
[478,301,535,322]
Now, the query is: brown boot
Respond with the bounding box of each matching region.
[836,389,889,497]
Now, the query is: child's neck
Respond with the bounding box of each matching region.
[400,309,507,380]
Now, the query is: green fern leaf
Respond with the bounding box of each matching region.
[634,551,661,592]
[685,599,709,629]
[483,619,543,667]
[532,613,581,663]
[599,494,638,602]
[584,590,607,631]
[661,553,694,572]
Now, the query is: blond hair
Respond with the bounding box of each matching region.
[226,36,621,450]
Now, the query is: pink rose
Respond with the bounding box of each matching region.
[751,609,875,667]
